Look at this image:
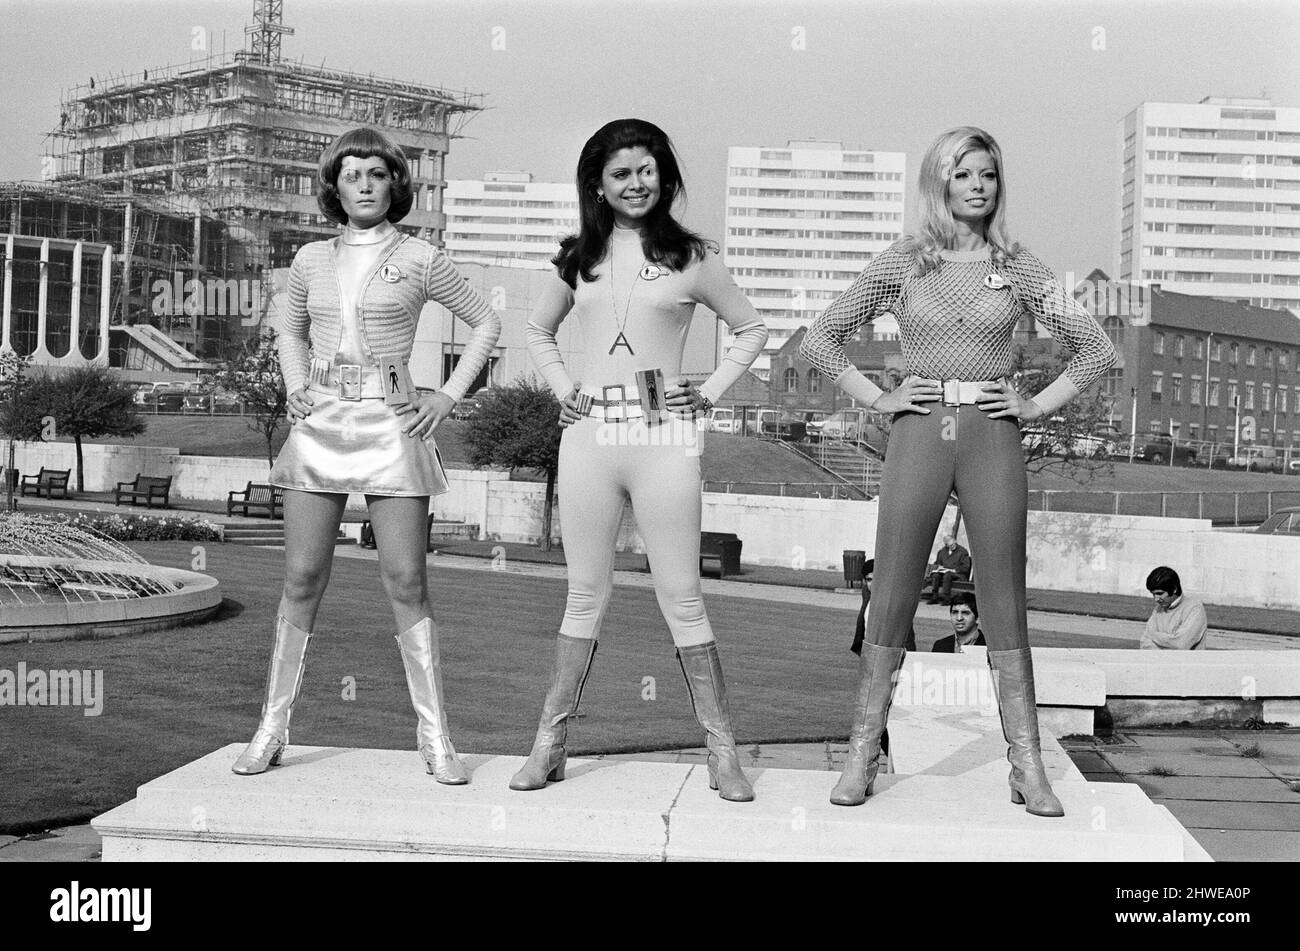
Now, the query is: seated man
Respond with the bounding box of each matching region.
[925,533,971,604]
[931,592,986,653]
[1141,565,1208,650]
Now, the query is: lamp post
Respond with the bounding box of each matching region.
[1202,332,1213,467]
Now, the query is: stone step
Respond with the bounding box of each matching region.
[92,744,1200,861]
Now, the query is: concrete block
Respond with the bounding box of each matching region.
[1037,648,1300,699]
[94,743,1199,862]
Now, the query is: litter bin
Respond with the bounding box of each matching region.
[842,549,866,589]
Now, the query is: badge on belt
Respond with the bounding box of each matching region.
[635,367,669,427]
[378,354,416,405]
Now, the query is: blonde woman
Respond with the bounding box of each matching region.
[802,127,1115,815]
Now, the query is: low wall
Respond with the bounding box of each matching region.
[15,440,1300,609]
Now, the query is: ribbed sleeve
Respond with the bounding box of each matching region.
[525,272,579,399]
[800,240,913,383]
[998,249,1117,392]
[425,245,502,402]
[277,248,312,395]
[692,250,768,404]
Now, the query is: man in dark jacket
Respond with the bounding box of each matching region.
[926,533,971,604]
[931,592,986,653]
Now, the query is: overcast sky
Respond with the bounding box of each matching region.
[2,0,1298,280]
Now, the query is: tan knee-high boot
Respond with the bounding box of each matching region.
[232,616,313,775]
[396,617,469,785]
[509,635,597,791]
[988,648,1065,818]
[677,641,754,803]
[829,642,906,806]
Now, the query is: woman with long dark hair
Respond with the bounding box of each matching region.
[802,126,1115,816]
[232,127,500,784]
[514,118,768,802]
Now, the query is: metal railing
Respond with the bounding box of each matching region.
[1029,489,1300,525]
[703,481,866,500]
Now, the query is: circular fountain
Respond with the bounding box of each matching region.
[0,513,222,643]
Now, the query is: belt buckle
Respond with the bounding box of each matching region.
[602,384,626,422]
[942,379,961,407]
[338,364,363,401]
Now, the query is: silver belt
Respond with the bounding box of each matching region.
[912,377,1004,407]
[578,384,645,422]
[308,363,388,401]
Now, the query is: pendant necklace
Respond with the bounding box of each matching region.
[608,232,663,355]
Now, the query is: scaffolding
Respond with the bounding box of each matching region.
[38,0,485,354]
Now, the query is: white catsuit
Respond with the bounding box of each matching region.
[526,227,768,645]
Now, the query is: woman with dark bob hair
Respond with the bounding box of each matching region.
[513,119,768,802]
[232,127,500,784]
[802,126,1116,816]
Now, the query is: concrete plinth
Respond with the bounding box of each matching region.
[94,742,1200,862]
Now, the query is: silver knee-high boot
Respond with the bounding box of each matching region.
[677,641,755,803]
[989,648,1065,818]
[396,617,469,785]
[829,642,906,806]
[232,616,313,775]
[509,635,598,791]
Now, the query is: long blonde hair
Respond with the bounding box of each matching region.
[909,126,1019,275]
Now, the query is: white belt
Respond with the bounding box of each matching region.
[912,377,1004,407]
[579,383,646,421]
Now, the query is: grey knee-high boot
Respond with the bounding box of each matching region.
[232,616,313,775]
[509,635,598,791]
[829,642,906,806]
[988,648,1065,818]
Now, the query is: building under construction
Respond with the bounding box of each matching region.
[6,0,484,363]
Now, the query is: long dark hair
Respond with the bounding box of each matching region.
[553,118,709,287]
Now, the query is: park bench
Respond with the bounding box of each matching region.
[113,474,173,509]
[642,532,743,578]
[699,531,743,578]
[360,514,440,551]
[227,482,284,519]
[20,467,71,499]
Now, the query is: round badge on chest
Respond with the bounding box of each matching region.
[640,264,663,281]
[983,273,1008,290]
[381,264,402,284]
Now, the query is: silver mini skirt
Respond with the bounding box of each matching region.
[269,384,450,497]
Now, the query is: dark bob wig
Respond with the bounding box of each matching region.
[316,127,414,225]
[553,118,710,287]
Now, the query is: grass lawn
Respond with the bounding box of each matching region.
[0,540,1131,833]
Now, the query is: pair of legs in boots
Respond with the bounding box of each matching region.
[233,490,467,784]
[833,405,1064,816]
[510,420,753,802]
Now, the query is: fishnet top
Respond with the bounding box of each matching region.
[799,241,1115,392]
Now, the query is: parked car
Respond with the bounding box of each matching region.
[138,382,188,412]
[133,381,185,406]
[706,407,737,434]
[808,408,867,442]
[1134,432,1198,466]
[450,394,483,421]
[1254,506,1300,535]
[1013,418,1107,459]
[1226,446,1284,473]
[182,387,242,415]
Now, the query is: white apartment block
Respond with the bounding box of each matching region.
[724,141,906,380]
[1121,97,1300,318]
[443,171,578,270]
